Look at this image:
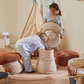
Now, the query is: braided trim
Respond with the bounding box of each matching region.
[37,57,55,61]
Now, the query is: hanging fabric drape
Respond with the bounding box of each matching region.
[13,0,43,52]
[20,0,43,39]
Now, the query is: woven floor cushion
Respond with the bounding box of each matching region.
[0,50,23,74]
[55,51,79,66]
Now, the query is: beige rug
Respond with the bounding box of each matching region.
[0,60,68,81]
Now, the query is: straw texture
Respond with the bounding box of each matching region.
[36,49,57,74]
[41,22,62,48]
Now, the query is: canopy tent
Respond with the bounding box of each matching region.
[20,0,43,39]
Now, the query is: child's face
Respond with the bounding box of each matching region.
[50,8,58,16]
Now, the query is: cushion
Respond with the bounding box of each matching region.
[55,51,79,66]
[0,50,9,54]
[0,51,21,65]
[41,21,62,48]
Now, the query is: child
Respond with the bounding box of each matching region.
[43,3,65,39]
[15,32,48,73]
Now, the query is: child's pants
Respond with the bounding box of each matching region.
[15,43,32,72]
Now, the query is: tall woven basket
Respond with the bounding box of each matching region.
[36,49,57,74]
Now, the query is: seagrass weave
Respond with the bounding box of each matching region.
[36,49,57,74]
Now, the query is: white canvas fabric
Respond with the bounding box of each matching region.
[20,1,43,38]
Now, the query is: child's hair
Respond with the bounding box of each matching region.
[36,32,48,42]
[49,3,62,16]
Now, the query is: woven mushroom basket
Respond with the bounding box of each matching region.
[3,61,23,74]
[41,21,62,48]
[0,51,23,74]
[36,49,57,74]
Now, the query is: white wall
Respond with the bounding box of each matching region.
[60,0,84,56]
[17,0,32,38]
[0,0,32,42]
[0,0,17,38]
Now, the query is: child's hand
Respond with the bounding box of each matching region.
[41,48,45,50]
[57,34,63,39]
[60,35,63,39]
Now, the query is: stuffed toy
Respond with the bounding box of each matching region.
[0,51,23,75]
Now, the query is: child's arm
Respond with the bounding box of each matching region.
[43,18,47,23]
[34,41,45,50]
[41,48,45,50]
[38,42,45,50]
[60,17,65,36]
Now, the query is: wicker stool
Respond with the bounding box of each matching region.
[55,51,79,66]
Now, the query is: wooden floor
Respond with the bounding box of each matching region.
[0,47,81,84]
[0,46,14,52]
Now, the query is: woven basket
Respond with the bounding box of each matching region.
[3,61,23,74]
[36,49,57,74]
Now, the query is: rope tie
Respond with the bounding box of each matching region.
[32,0,37,5]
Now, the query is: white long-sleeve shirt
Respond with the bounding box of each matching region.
[16,35,45,53]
